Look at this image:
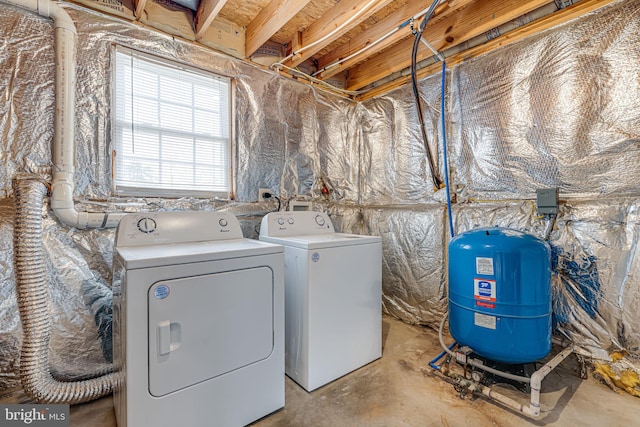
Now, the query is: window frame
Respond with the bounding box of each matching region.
[110,45,235,199]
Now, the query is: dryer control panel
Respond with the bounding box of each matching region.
[261,211,335,237]
[115,211,243,247]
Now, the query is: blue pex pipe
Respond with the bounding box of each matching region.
[428,342,457,370]
[441,60,455,239]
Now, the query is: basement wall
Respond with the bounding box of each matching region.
[1,0,639,394]
[358,0,640,385]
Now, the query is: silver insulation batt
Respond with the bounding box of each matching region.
[363,206,447,327]
[449,1,640,201]
[359,74,444,205]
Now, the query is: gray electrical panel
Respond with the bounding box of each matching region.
[536,188,559,214]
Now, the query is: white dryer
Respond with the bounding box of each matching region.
[259,211,382,391]
[112,211,284,427]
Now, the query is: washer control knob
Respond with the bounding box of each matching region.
[277,218,285,225]
[137,217,157,233]
[315,215,325,226]
[288,217,295,224]
[219,218,228,227]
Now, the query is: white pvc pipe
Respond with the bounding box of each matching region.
[476,383,538,417]
[3,0,125,229]
[450,338,574,419]
[272,0,381,69]
[528,345,574,417]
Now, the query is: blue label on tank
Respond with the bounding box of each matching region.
[154,285,170,299]
[311,252,320,263]
[474,278,496,302]
[478,281,492,297]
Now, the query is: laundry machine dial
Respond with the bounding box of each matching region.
[219,218,228,227]
[137,217,157,233]
[314,215,325,226]
[277,218,285,225]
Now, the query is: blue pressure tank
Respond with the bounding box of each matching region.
[448,227,552,364]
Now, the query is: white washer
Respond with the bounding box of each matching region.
[112,211,284,427]
[259,211,382,391]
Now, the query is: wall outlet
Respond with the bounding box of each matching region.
[258,188,272,202]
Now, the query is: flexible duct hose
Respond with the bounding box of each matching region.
[13,178,121,404]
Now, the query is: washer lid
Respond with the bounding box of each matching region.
[260,233,381,250]
[116,238,283,269]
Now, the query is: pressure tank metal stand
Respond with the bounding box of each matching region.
[430,315,576,419]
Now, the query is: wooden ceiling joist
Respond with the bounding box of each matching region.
[195,0,230,40]
[316,0,477,80]
[246,0,313,58]
[133,0,147,19]
[346,0,555,91]
[63,0,619,98]
[284,0,395,69]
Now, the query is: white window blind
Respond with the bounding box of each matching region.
[113,48,231,197]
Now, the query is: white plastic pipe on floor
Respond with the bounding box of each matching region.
[467,345,574,418]
[3,0,124,228]
[436,313,575,418]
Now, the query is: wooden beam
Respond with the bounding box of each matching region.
[134,0,148,19]
[316,0,476,79]
[356,0,618,100]
[246,0,313,58]
[195,0,229,41]
[291,31,303,56]
[346,0,554,91]
[285,0,395,69]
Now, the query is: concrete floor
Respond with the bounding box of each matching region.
[4,315,639,426]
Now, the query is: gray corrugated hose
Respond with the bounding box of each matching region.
[13,178,121,404]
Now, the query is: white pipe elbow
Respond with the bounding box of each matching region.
[530,371,544,389]
[27,0,75,32]
[52,203,126,230]
[44,0,76,34]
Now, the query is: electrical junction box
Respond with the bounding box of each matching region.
[536,188,559,214]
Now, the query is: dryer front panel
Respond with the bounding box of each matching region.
[148,267,274,397]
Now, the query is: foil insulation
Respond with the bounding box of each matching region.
[363,205,447,327]
[235,77,359,203]
[450,0,640,201]
[360,74,444,205]
[0,198,20,389]
[0,11,55,197]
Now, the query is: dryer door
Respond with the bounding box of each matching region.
[148,267,274,397]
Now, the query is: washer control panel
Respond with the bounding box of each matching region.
[260,211,335,237]
[115,211,243,247]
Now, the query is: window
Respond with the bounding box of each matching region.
[113,47,232,198]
